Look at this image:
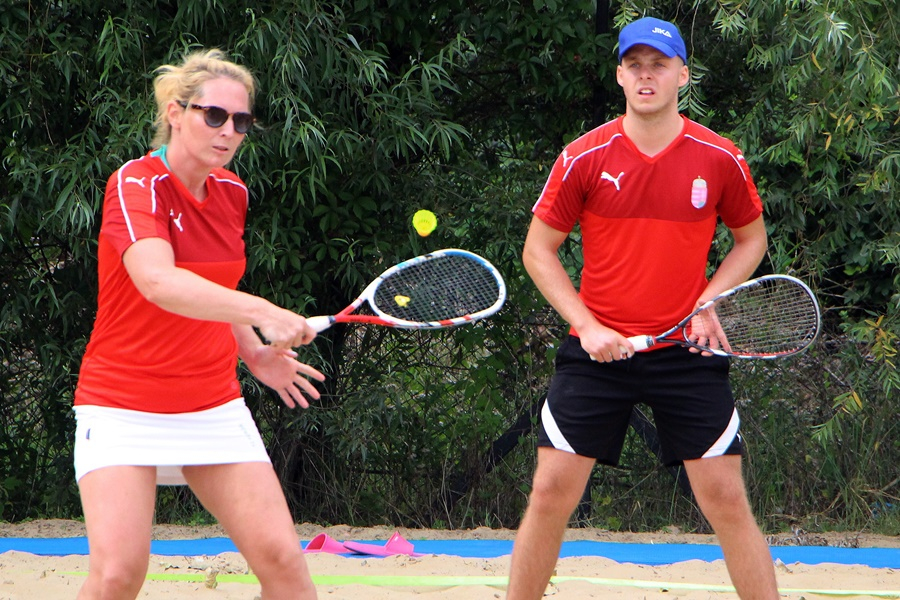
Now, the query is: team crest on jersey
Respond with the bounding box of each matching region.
[691,176,708,209]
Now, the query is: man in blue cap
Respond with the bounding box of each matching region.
[508,16,778,600]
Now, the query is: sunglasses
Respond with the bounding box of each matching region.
[178,101,255,134]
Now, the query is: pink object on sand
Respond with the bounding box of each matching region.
[303,533,348,554]
[343,531,423,557]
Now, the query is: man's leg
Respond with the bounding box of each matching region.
[506,447,596,600]
[683,455,778,600]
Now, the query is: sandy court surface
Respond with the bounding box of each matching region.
[1,520,897,599]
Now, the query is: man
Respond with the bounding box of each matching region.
[507,17,779,600]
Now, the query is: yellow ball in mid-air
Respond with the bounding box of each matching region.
[412,209,437,237]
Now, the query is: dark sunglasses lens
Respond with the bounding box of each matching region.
[203,106,229,128]
[233,113,254,133]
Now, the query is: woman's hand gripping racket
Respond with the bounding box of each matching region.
[306,249,507,333]
[628,275,821,359]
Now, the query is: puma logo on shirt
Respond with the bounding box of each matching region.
[170,210,184,232]
[601,171,625,191]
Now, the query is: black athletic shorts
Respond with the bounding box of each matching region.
[537,335,743,466]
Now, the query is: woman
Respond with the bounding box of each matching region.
[74,49,322,599]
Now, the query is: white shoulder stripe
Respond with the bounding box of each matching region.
[532,134,622,213]
[684,134,748,181]
[116,159,143,243]
[562,134,622,181]
[532,176,555,213]
[210,173,250,208]
[150,174,166,214]
[118,161,170,243]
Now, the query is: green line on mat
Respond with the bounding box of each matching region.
[63,571,900,597]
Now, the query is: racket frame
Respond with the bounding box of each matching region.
[627,274,821,358]
[307,249,507,332]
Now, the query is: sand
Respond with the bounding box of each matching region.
[1,520,897,599]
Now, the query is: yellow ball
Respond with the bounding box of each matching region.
[412,209,437,237]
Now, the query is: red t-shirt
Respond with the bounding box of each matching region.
[533,115,762,338]
[75,151,249,413]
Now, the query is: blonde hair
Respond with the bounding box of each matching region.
[150,49,256,148]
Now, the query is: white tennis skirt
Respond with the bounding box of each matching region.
[73,398,271,486]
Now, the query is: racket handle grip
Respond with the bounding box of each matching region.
[626,335,654,352]
[306,316,334,333]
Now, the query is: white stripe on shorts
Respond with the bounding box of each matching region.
[540,398,576,454]
[73,398,271,485]
[702,408,741,458]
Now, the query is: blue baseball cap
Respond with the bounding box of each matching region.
[618,17,687,63]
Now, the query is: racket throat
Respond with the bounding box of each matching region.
[307,315,336,333]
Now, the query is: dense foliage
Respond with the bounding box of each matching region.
[1,0,897,534]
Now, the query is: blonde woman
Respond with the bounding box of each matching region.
[74,49,322,599]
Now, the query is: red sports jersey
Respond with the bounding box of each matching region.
[75,151,249,413]
[533,115,762,338]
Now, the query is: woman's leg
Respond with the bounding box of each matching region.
[184,462,317,600]
[76,466,157,600]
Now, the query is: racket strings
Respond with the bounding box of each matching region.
[371,254,501,323]
[708,280,819,355]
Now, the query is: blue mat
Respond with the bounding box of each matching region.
[1,537,897,568]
